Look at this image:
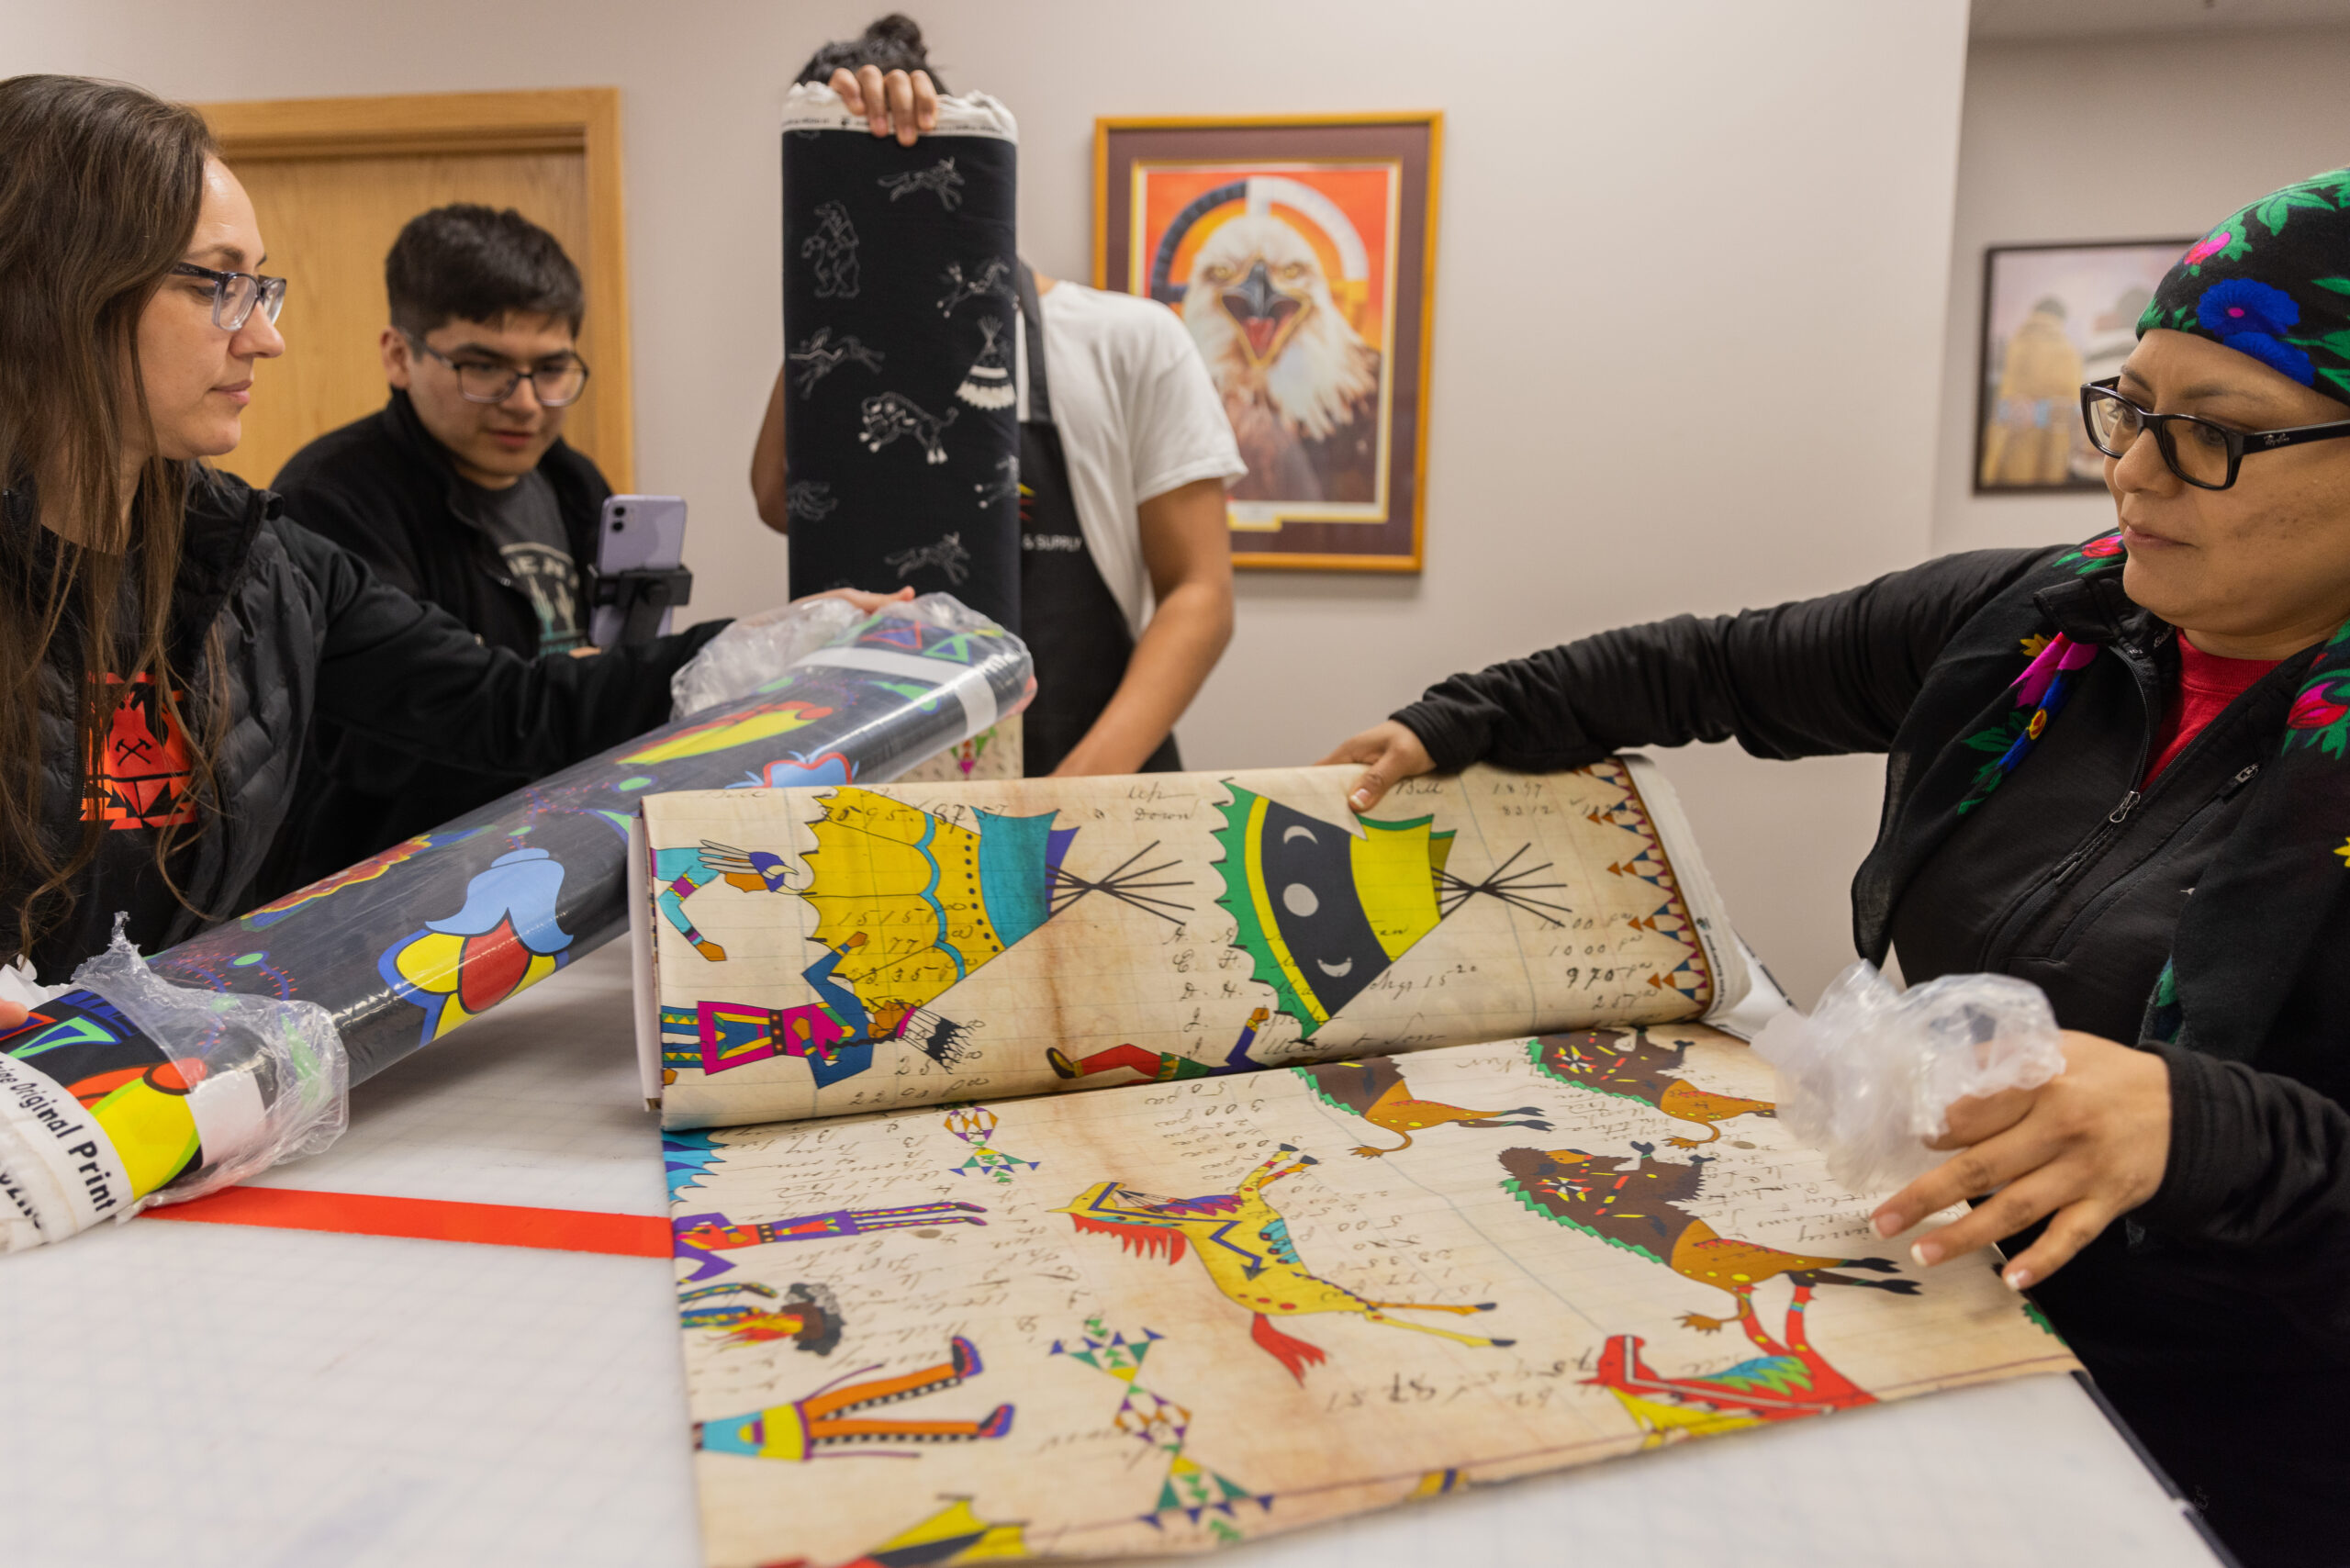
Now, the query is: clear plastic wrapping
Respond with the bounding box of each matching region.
[0,921,346,1251]
[1749,961,2066,1195]
[671,596,867,719]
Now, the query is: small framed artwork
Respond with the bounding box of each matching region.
[1975,239,2192,493]
[1095,112,1441,570]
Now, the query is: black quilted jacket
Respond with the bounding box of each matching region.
[266,393,724,887]
[1395,546,2347,1560]
[9,467,718,981]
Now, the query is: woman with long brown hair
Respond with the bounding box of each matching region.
[0,73,733,983]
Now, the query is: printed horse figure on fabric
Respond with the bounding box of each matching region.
[1499,1144,1905,1438]
[1058,1145,1513,1383]
[860,391,959,465]
[789,327,885,398]
[1497,1144,1916,1331]
[935,257,1012,317]
[786,480,838,522]
[1528,1028,1775,1148]
[1293,1056,1550,1157]
[884,532,973,586]
[877,156,965,209]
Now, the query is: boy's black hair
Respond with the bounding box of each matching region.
[795,13,948,95]
[386,204,586,337]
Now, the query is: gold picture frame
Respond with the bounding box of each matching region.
[1094,112,1442,571]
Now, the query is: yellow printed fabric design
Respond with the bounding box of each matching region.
[1214,786,1455,1035]
[1607,1390,1766,1443]
[864,1499,1029,1563]
[802,790,1010,1037]
[621,700,822,765]
[701,1404,810,1462]
[390,930,562,1041]
[91,1074,200,1199]
[1351,814,1450,961]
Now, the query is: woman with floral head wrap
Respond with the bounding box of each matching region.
[1328,172,2350,1565]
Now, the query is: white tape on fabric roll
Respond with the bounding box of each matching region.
[797,645,1001,735]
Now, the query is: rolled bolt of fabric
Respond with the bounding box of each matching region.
[0,596,1030,1251]
[0,923,344,1252]
[779,83,1023,637]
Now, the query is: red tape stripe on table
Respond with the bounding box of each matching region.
[143,1186,671,1258]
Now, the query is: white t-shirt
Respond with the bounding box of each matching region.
[1016,281,1245,639]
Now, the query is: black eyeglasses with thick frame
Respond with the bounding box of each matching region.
[2081,375,2350,490]
[172,261,286,330]
[404,333,593,408]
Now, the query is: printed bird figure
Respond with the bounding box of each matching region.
[1181,215,1380,504]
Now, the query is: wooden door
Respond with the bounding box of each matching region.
[198,88,634,491]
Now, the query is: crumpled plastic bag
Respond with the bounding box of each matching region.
[1749,961,2066,1195]
[671,592,1024,722]
[669,596,867,719]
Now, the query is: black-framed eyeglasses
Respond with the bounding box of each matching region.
[173,261,286,330]
[2081,377,2350,490]
[405,335,592,408]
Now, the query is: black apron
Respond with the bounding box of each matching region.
[1015,263,1181,777]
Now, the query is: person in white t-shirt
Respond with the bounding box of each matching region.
[752,17,1245,776]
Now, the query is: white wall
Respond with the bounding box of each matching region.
[1932,25,2350,557]
[2,0,1973,1005]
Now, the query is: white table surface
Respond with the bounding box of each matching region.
[0,944,2224,1568]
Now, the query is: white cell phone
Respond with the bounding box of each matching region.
[591,494,688,647]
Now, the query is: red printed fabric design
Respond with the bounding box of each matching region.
[84,674,197,830]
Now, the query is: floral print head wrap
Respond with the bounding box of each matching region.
[2140,170,2350,401]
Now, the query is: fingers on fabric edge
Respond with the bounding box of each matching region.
[886,70,918,144]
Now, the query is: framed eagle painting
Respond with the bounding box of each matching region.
[1095,113,1441,571]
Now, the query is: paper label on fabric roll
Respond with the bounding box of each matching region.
[0,1052,134,1241]
[778,84,1018,142]
[184,1061,266,1177]
[92,977,273,1179]
[797,646,999,734]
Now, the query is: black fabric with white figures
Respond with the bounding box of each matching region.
[782,128,1020,631]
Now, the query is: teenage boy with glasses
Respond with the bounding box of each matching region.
[265,204,714,891]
